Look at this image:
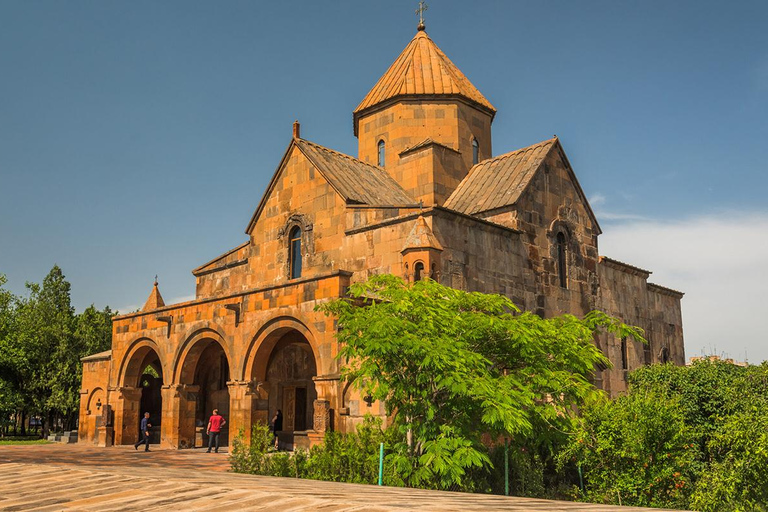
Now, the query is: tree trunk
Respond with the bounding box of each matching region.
[20,409,26,436]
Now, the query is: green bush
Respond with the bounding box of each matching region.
[230,416,393,484]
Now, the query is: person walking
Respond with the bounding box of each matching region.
[134,412,151,452]
[271,409,283,450]
[206,409,226,453]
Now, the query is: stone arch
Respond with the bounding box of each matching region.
[173,327,234,449]
[115,338,165,446]
[243,316,323,449]
[86,387,105,415]
[243,315,323,382]
[172,326,233,384]
[118,337,166,388]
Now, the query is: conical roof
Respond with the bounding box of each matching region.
[354,31,496,124]
[402,215,443,253]
[142,280,165,311]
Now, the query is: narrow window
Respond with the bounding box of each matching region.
[556,232,567,288]
[472,138,479,165]
[414,262,424,281]
[660,346,670,364]
[289,226,302,279]
[377,140,385,167]
[644,339,652,365]
[620,337,628,371]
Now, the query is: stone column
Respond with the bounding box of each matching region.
[308,375,340,447]
[227,380,269,445]
[312,399,330,432]
[161,384,199,449]
[96,405,114,447]
[112,387,142,446]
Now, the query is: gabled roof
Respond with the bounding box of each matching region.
[402,215,443,253]
[444,138,557,215]
[399,137,460,157]
[443,137,601,233]
[353,30,496,129]
[246,138,417,234]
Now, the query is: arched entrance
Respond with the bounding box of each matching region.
[263,330,317,449]
[119,344,163,445]
[178,338,230,449]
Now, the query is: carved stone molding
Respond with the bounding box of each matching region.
[313,399,331,433]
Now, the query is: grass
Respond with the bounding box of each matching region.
[0,437,50,445]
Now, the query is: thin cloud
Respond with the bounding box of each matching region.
[599,211,768,363]
[589,193,607,207]
[596,211,650,221]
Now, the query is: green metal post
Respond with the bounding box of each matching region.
[504,438,509,496]
[378,442,384,486]
[578,462,584,494]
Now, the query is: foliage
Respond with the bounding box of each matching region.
[317,274,640,491]
[565,359,768,511]
[560,389,697,508]
[0,267,114,435]
[230,416,394,484]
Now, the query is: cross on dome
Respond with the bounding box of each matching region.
[416,1,428,31]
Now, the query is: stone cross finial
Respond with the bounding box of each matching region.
[154,275,158,286]
[416,1,428,31]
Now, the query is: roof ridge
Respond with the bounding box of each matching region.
[296,138,385,171]
[467,137,557,171]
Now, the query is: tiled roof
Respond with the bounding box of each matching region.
[599,256,652,278]
[353,31,496,119]
[443,138,558,215]
[295,139,416,206]
[246,138,417,234]
[399,138,459,157]
[81,350,111,362]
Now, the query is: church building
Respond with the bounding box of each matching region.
[79,23,684,449]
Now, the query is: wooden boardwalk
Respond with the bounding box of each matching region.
[0,444,679,511]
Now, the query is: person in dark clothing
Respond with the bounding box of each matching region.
[206,409,226,453]
[271,409,283,450]
[134,412,151,451]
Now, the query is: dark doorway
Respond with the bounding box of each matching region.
[265,331,317,449]
[194,342,230,447]
[295,387,307,431]
[137,352,163,444]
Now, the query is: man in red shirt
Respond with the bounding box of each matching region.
[206,409,226,453]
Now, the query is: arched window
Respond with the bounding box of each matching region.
[377,140,386,167]
[414,262,424,282]
[472,138,479,165]
[660,346,670,364]
[289,226,302,279]
[556,232,567,288]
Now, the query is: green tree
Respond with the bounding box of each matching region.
[14,266,77,435]
[318,274,639,491]
[560,389,697,508]
[565,359,768,510]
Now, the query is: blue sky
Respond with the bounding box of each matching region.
[1,1,766,361]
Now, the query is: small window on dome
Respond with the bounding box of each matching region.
[472,138,479,165]
[378,140,386,167]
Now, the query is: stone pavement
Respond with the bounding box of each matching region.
[0,444,681,511]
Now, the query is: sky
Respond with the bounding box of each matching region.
[1,1,766,361]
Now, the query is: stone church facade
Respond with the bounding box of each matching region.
[79,27,684,449]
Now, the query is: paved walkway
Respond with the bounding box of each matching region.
[0,444,680,511]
